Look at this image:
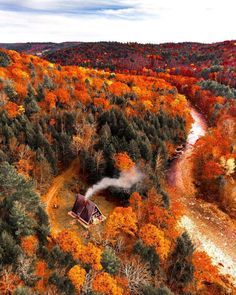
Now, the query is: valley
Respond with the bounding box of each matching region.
[0,41,235,294]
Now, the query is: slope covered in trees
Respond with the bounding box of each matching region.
[41,41,236,87]
[1,41,235,88]
[0,45,235,294]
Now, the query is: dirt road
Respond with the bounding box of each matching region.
[168,107,236,284]
[42,158,80,233]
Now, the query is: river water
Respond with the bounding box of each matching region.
[187,107,207,147]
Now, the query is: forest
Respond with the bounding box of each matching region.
[0,41,235,295]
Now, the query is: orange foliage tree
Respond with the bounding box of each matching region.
[109,81,130,96]
[105,207,138,242]
[4,101,19,118]
[35,260,48,293]
[192,129,233,201]
[129,192,142,211]
[20,235,38,256]
[129,192,143,222]
[114,152,135,171]
[56,230,102,270]
[68,265,86,293]
[92,272,123,295]
[44,91,57,109]
[148,206,178,240]
[0,270,21,295]
[55,88,70,104]
[94,97,110,110]
[202,161,223,181]
[81,242,102,271]
[56,230,83,255]
[139,223,170,261]
[192,251,225,291]
[16,159,33,179]
[15,83,27,99]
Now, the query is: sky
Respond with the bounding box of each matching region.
[0,0,235,43]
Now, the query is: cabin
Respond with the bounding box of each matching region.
[68,194,105,228]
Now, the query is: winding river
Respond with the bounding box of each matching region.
[169,106,236,284]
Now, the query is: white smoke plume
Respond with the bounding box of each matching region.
[85,166,144,199]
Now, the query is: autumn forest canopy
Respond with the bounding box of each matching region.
[0,41,235,295]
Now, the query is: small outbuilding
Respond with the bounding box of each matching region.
[68,194,105,228]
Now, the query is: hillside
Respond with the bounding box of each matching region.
[0,42,79,56]
[0,45,235,295]
[2,41,235,88]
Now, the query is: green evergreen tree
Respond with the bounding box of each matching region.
[4,82,18,101]
[0,149,7,162]
[9,201,35,237]
[124,124,136,141]
[160,190,170,209]
[48,245,75,269]
[43,74,54,90]
[142,285,174,295]
[138,138,152,161]
[49,272,76,295]
[0,51,11,67]
[133,240,159,274]
[168,232,194,289]
[24,99,40,116]
[36,84,45,102]
[14,286,36,295]
[101,246,120,275]
[128,139,141,161]
[0,230,22,264]
[36,206,50,244]
[3,124,14,142]
[0,162,25,196]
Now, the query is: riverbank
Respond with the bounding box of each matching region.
[168,106,236,285]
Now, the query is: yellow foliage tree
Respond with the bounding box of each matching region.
[220,156,235,176]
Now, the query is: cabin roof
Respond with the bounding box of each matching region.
[72,194,100,224]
